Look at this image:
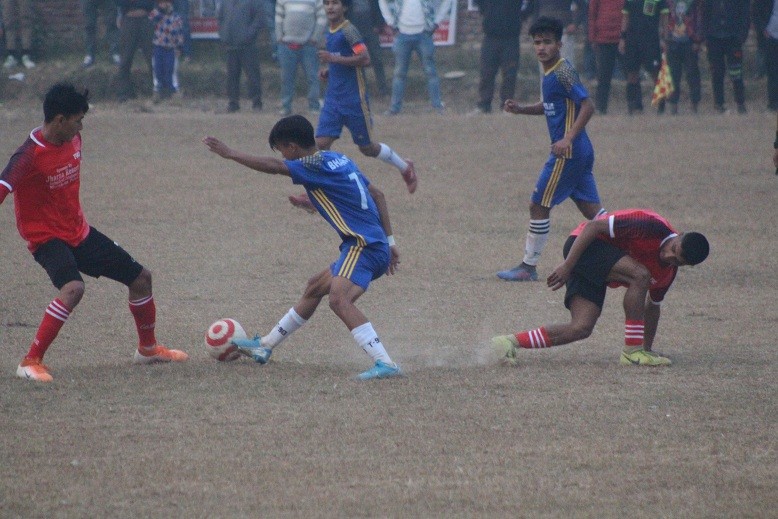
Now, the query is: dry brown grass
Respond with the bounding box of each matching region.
[0,93,776,517]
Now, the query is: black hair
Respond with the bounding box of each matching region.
[680,232,709,266]
[268,115,316,150]
[43,82,90,123]
[340,0,352,10]
[528,16,564,41]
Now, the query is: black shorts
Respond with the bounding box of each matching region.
[33,227,144,289]
[562,235,626,310]
[623,35,661,75]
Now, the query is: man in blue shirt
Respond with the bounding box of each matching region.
[202,115,403,381]
[497,17,606,282]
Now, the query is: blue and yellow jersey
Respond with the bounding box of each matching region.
[541,59,593,160]
[324,20,369,107]
[285,151,386,247]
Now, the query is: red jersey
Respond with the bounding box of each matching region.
[0,128,90,253]
[571,209,678,302]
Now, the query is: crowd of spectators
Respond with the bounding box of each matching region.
[0,0,775,113]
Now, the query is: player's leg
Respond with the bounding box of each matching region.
[706,37,727,111]
[623,37,642,113]
[358,141,417,194]
[18,240,86,382]
[571,155,605,220]
[498,157,562,281]
[232,268,329,363]
[724,38,746,112]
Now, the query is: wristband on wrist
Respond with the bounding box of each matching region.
[387,235,396,246]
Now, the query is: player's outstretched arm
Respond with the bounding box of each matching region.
[503,99,544,115]
[368,184,399,275]
[202,136,290,176]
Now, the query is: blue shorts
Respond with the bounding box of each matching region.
[531,152,600,208]
[316,99,374,147]
[330,241,389,291]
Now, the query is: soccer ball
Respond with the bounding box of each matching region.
[204,318,247,361]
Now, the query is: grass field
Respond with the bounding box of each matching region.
[1,77,776,517]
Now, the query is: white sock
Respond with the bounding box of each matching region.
[262,308,307,349]
[522,219,550,266]
[351,322,392,364]
[377,143,408,173]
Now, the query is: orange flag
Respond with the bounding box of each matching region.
[652,53,674,106]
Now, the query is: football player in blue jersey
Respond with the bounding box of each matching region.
[497,16,606,282]
[288,0,417,213]
[203,115,403,380]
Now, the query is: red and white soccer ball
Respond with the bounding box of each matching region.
[204,318,247,361]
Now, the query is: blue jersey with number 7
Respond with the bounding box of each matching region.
[285,151,387,247]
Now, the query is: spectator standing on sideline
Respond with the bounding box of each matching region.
[753,0,778,112]
[173,0,192,61]
[588,0,624,114]
[379,0,450,115]
[275,0,326,116]
[82,0,121,68]
[218,0,265,113]
[664,0,703,114]
[1,0,35,69]
[701,0,750,113]
[618,0,669,114]
[472,0,530,114]
[349,0,390,96]
[116,0,155,102]
[150,0,184,102]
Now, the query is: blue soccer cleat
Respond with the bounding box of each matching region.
[357,360,402,381]
[231,335,273,364]
[496,264,538,281]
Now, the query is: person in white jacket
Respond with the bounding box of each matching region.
[276,0,327,115]
[379,0,452,114]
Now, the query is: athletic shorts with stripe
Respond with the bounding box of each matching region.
[562,235,626,310]
[330,240,390,291]
[531,152,600,208]
[316,100,374,147]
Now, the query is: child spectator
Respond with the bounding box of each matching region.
[665,0,703,114]
[150,0,185,102]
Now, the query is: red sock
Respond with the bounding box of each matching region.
[515,327,552,349]
[27,299,71,360]
[625,320,644,347]
[129,296,157,348]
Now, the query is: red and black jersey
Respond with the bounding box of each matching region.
[571,209,678,302]
[0,128,90,253]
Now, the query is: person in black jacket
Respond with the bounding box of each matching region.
[473,0,531,114]
[752,0,778,111]
[701,0,750,113]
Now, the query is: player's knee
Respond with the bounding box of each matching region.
[569,322,595,341]
[629,265,651,289]
[131,268,153,294]
[61,281,85,308]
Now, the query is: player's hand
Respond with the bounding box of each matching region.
[547,262,572,291]
[387,246,400,275]
[503,99,521,114]
[318,50,335,64]
[318,68,329,81]
[551,137,572,157]
[202,136,232,159]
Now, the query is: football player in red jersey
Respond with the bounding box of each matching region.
[0,82,188,382]
[492,209,709,366]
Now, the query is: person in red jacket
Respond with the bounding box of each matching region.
[0,82,188,383]
[588,0,624,113]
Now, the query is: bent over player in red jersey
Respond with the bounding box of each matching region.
[0,82,187,382]
[492,209,709,366]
